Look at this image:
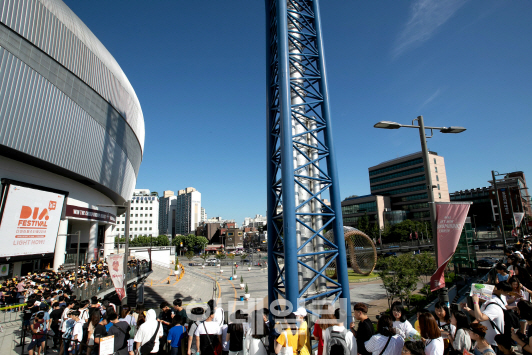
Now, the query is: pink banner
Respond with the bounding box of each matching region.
[430,203,471,292]
[107,254,126,301]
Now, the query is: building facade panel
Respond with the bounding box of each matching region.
[1,0,145,147]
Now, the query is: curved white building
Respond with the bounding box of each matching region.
[0,0,144,275]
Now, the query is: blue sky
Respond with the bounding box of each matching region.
[64,0,532,225]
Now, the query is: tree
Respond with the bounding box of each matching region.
[415,252,436,297]
[200,253,209,265]
[357,213,370,234]
[155,235,169,246]
[239,253,248,264]
[377,254,419,308]
[185,251,194,260]
[196,236,209,250]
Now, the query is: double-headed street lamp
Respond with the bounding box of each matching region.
[374,116,466,270]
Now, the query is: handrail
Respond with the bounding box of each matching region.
[71,264,151,299]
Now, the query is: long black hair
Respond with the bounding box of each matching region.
[451,310,469,333]
[434,301,451,323]
[391,301,407,322]
[377,314,396,337]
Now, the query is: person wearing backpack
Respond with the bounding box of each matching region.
[107,311,131,355]
[365,314,404,355]
[351,303,374,355]
[322,308,357,355]
[461,281,513,351]
[134,309,164,354]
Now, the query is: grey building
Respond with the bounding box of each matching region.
[368,151,450,221]
[0,0,144,273]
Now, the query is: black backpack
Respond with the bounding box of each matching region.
[486,302,519,335]
[326,328,350,355]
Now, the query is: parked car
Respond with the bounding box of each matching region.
[206,258,218,263]
[188,262,202,266]
[477,258,499,268]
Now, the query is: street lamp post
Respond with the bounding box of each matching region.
[374,116,466,303]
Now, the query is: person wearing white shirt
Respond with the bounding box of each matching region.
[418,312,444,355]
[70,311,84,354]
[322,308,357,355]
[365,314,404,355]
[134,309,164,354]
[390,302,414,340]
[194,310,222,355]
[461,281,512,348]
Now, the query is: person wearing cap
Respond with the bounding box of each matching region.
[293,307,310,355]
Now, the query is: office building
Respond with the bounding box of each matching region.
[176,187,202,235]
[488,171,531,228]
[201,207,207,222]
[114,190,159,238]
[368,151,450,221]
[0,0,144,274]
[450,187,494,230]
[159,190,176,236]
[341,195,391,228]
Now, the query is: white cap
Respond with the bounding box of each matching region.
[293,307,307,317]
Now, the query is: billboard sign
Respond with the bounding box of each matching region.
[0,184,66,257]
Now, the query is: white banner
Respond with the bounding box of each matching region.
[514,212,525,227]
[107,254,126,301]
[0,185,66,257]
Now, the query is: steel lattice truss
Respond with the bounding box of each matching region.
[266,0,350,317]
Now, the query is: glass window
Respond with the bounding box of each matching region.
[375,184,426,195]
[434,158,436,164]
[436,175,439,181]
[370,166,425,183]
[369,158,423,176]
[435,167,438,173]
[140,207,143,210]
[437,184,440,190]
[341,201,377,214]
[439,193,441,199]
[371,175,426,191]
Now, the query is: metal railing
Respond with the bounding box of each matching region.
[72,264,151,299]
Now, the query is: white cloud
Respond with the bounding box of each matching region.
[418,88,441,111]
[392,0,467,58]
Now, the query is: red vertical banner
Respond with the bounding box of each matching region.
[430,202,471,292]
[107,254,126,301]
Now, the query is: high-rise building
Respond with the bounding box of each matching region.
[368,151,450,221]
[341,195,391,229]
[158,190,175,236]
[176,187,202,235]
[115,189,159,238]
[201,207,207,222]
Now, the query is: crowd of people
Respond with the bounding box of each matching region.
[0,258,149,310]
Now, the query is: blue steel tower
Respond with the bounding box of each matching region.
[266,0,351,320]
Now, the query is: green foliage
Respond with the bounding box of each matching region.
[240,275,244,283]
[357,213,370,234]
[185,251,194,260]
[415,252,436,297]
[200,254,209,264]
[216,253,226,261]
[227,253,235,261]
[240,253,248,262]
[172,234,208,251]
[377,254,419,308]
[383,220,432,243]
[245,283,249,294]
[175,257,179,270]
[155,235,169,246]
